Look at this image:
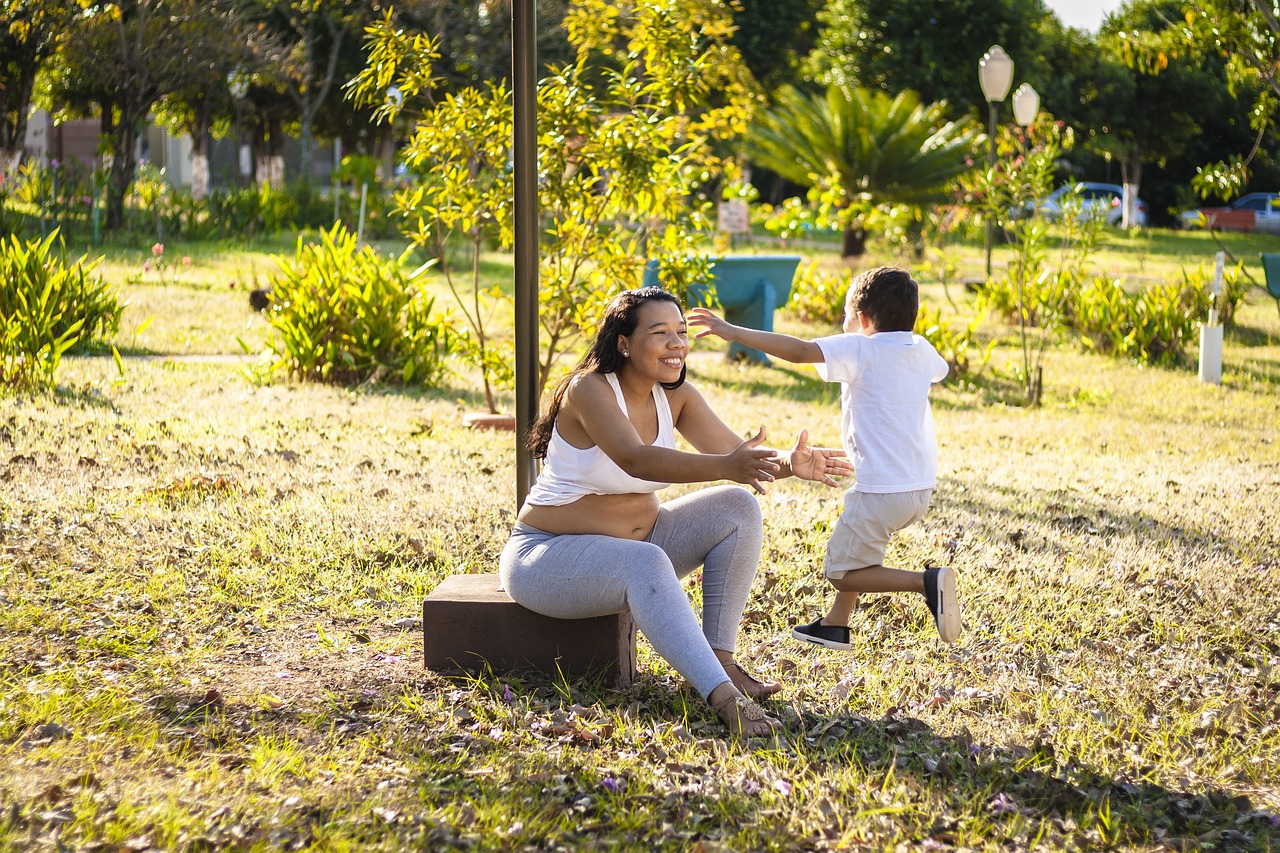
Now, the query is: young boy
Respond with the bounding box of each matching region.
[687,266,960,646]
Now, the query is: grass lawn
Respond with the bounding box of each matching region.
[2,225,1279,851]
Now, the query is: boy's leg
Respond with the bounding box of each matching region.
[794,489,959,644]
[828,564,925,595]
[822,590,860,626]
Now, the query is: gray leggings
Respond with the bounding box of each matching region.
[499,485,764,698]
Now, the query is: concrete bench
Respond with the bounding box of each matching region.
[422,573,637,687]
[645,254,802,365]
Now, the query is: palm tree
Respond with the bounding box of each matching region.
[748,84,981,257]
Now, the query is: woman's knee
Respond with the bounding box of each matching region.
[710,484,763,528]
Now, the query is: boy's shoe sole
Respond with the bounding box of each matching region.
[924,566,962,643]
[791,617,852,650]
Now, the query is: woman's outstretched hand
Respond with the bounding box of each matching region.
[728,427,781,494]
[789,429,852,487]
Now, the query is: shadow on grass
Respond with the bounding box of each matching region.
[50,383,121,412]
[124,647,1277,849]
[1226,320,1280,349]
[780,709,1277,849]
[935,471,1271,577]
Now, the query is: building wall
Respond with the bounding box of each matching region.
[22,108,337,189]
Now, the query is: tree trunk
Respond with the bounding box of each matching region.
[191,153,210,199]
[0,148,22,176]
[841,226,867,259]
[298,113,313,185]
[188,101,212,199]
[0,68,36,177]
[1120,153,1143,229]
[105,129,138,232]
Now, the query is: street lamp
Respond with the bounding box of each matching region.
[979,45,1014,279]
[228,71,249,187]
[1012,83,1039,127]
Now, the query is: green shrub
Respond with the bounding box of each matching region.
[1183,259,1247,328]
[0,230,121,392]
[1066,274,1213,367]
[783,261,850,327]
[254,223,456,385]
[208,187,262,237]
[915,303,993,381]
[974,267,1068,328]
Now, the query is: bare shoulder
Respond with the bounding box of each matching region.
[563,372,625,423]
[563,371,609,404]
[662,379,708,415]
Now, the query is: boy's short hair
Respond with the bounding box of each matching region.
[847,266,918,332]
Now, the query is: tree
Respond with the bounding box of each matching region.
[747,84,980,257]
[256,0,370,185]
[151,9,261,197]
[392,0,573,93]
[1078,0,1237,224]
[802,0,1056,115]
[730,0,821,91]
[48,0,225,229]
[1147,0,1280,198]
[0,0,81,175]
[354,0,759,403]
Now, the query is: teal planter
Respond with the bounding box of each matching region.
[645,255,802,365]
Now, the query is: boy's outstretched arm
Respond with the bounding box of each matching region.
[687,307,824,364]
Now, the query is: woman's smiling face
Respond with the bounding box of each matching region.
[619,299,688,379]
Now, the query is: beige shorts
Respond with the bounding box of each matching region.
[823,488,934,578]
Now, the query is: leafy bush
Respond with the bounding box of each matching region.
[207,183,347,238]
[1188,259,1247,328]
[915,303,993,381]
[208,187,263,237]
[254,223,456,385]
[1065,274,1218,367]
[783,261,850,327]
[0,230,121,392]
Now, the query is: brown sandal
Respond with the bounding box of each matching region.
[723,661,783,699]
[711,693,783,740]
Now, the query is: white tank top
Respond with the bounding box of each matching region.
[524,372,676,507]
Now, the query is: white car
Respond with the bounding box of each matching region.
[1024,182,1149,227]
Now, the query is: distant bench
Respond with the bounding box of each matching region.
[422,573,637,687]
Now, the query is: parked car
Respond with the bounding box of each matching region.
[1179,192,1280,232]
[1020,182,1148,227]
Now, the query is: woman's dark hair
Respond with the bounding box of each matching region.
[527,287,686,459]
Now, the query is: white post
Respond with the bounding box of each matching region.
[1198,251,1224,384]
[356,181,368,247]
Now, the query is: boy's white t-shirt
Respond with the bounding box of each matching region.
[813,330,949,493]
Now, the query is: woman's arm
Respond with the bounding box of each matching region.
[669,383,851,486]
[566,374,781,493]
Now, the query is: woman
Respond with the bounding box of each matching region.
[500,287,850,738]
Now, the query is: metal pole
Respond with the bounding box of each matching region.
[985,100,997,280]
[512,0,538,510]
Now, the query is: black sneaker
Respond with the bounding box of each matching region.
[791,617,852,650]
[923,566,962,643]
